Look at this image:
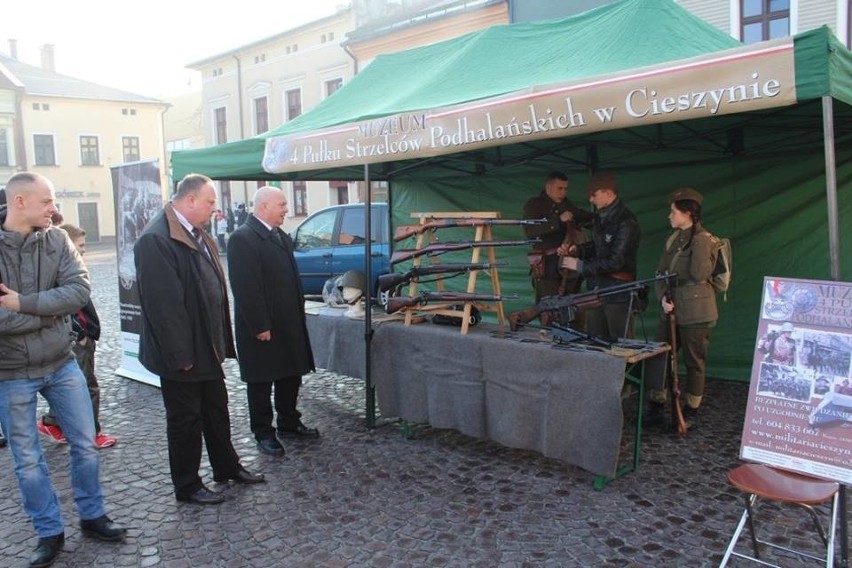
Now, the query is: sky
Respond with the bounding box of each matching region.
[0,0,346,99]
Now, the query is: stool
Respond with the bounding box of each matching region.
[719,463,840,567]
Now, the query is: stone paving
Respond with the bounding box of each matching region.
[0,239,848,567]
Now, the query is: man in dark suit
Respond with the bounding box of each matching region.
[134,174,265,505]
[227,186,318,456]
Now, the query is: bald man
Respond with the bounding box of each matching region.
[227,186,317,457]
[0,172,126,567]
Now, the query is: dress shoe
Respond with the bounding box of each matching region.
[0,431,7,448]
[176,487,226,505]
[642,402,667,428]
[80,515,127,542]
[256,437,285,455]
[214,468,266,484]
[277,423,320,438]
[29,533,64,568]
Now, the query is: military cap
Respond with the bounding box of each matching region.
[587,172,617,196]
[669,187,703,205]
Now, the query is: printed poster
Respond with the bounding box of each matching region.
[740,276,852,484]
[111,160,163,387]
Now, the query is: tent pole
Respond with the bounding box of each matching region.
[363,164,376,429]
[822,94,848,568]
[822,96,841,281]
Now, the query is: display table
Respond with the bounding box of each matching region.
[305,314,668,481]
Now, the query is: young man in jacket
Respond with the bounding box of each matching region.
[0,172,126,568]
[134,173,264,506]
[561,172,641,339]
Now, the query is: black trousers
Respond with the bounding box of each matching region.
[246,376,302,441]
[159,378,242,497]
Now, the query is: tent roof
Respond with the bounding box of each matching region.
[172,0,852,181]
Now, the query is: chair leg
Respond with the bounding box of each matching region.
[719,506,751,567]
[826,493,839,568]
[743,494,761,560]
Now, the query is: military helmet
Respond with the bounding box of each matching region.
[337,270,367,293]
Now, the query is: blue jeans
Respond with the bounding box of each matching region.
[0,358,105,536]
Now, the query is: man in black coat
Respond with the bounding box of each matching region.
[227,186,318,456]
[134,174,265,505]
[561,172,641,340]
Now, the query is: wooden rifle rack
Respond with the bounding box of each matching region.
[402,211,506,334]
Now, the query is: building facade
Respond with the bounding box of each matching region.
[0,45,168,240]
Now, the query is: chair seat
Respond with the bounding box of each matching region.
[728,463,839,505]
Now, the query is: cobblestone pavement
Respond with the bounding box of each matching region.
[1,239,848,567]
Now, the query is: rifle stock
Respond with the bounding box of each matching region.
[391,238,538,266]
[386,292,514,314]
[394,218,546,242]
[665,292,689,436]
[378,262,504,293]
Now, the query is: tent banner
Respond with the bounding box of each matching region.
[111,160,164,388]
[739,276,852,484]
[264,39,796,174]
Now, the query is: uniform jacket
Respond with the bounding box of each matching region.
[227,214,315,382]
[522,192,594,251]
[133,204,236,381]
[0,208,90,379]
[654,222,718,326]
[576,197,640,288]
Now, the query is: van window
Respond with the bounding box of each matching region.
[294,209,336,249]
[339,207,382,245]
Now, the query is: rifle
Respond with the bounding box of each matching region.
[378,262,505,293]
[664,289,689,436]
[394,218,547,242]
[391,238,539,266]
[386,292,517,315]
[508,273,677,331]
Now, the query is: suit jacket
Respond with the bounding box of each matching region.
[227,214,315,383]
[134,204,236,381]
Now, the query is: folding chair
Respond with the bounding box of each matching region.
[719,463,840,567]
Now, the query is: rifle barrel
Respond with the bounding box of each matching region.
[390,239,538,266]
[393,218,546,242]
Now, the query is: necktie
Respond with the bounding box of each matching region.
[192,228,210,258]
[273,229,285,246]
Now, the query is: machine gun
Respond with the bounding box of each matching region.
[508,273,677,331]
[394,218,546,242]
[391,238,539,266]
[386,291,516,315]
[378,262,505,293]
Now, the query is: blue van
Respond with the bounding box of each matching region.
[291,203,390,296]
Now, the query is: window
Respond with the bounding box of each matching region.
[80,136,99,166]
[215,107,227,144]
[294,206,335,249]
[33,103,40,110]
[293,181,307,216]
[254,96,269,134]
[321,34,327,43]
[331,181,348,205]
[286,89,302,121]
[741,0,790,43]
[0,129,8,166]
[34,134,56,166]
[325,78,343,98]
[122,136,140,163]
[329,32,334,41]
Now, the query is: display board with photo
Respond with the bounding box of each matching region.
[740,277,852,484]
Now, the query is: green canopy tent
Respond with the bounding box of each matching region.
[173,0,851,383]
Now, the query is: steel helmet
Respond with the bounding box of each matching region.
[337,270,367,294]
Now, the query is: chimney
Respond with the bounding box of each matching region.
[8,39,18,60]
[40,43,55,72]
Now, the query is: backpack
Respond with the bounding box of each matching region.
[710,236,732,297]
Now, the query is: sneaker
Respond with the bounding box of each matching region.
[37,418,67,444]
[94,432,117,449]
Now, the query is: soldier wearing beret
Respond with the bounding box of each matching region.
[646,187,719,430]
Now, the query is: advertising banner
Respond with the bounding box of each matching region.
[740,276,852,484]
[111,160,163,387]
[263,39,796,174]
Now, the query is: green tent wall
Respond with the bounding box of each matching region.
[171,0,852,381]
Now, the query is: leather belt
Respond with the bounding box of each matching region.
[607,272,635,282]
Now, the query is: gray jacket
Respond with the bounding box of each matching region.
[0,213,90,379]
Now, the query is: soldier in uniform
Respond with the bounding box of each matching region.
[521,171,594,305]
[646,188,719,429]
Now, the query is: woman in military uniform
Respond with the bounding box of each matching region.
[647,188,719,429]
